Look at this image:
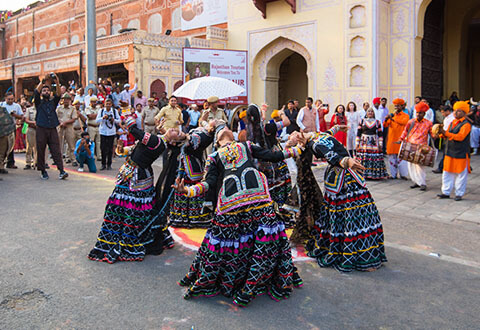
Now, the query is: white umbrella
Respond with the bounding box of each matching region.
[172,76,245,100]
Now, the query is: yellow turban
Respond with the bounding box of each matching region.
[271,110,280,119]
[239,110,247,119]
[453,100,469,113]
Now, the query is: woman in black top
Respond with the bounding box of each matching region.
[88,117,181,263]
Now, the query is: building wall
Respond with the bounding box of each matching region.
[228,0,375,111]
[2,0,226,60]
[228,0,480,111]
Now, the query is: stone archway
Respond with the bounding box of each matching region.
[150,79,165,97]
[415,0,480,101]
[253,37,312,109]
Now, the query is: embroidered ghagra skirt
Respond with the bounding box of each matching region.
[305,170,387,272]
[259,160,295,227]
[169,177,212,228]
[178,201,302,306]
[356,134,388,180]
[88,162,173,263]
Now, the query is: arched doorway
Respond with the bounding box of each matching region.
[418,0,480,104]
[466,10,480,99]
[150,79,165,98]
[278,52,308,108]
[252,37,312,110]
[421,0,444,109]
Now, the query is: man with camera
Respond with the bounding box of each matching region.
[34,72,68,180]
[74,131,96,173]
[95,98,120,170]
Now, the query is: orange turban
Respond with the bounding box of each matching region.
[415,102,429,113]
[393,98,405,105]
[453,100,469,113]
[239,110,247,119]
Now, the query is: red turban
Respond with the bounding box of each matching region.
[393,98,405,105]
[415,102,429,113]
[373,97,381,104]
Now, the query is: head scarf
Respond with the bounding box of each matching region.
[453,100,469,113]
[393,98,405,105]
[415,102,429,113]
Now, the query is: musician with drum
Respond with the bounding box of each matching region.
[436,101,472,201]
[398,102,434,191]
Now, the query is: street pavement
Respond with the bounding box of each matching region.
[1,153,480,329]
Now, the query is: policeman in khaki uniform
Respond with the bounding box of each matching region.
[84,96,101,159]
[200,96,228,128]
[56,93,78,165]
[72,99,86,142]
[142,98,160,134]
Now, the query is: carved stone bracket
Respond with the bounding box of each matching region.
[253,0,296,19]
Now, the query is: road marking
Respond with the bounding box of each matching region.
[15,157,480,269]
[385,242,480,270]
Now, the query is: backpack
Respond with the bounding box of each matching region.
[0,106,15,137]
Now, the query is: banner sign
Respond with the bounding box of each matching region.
[181,0,228,31]
[183,48,248,105]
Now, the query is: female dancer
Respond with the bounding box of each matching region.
[245,104,292,212]
[288,127,387,272]
[169,124,215,228]
[356,108,388,180]
[345,101,361,156]
[330,104,348,146]
[88,117,180,263]
[173,124,303,306]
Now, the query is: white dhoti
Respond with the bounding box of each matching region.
[388,154,408,178]
[407,162,426,186]
[470,126,480,149]
[442,167,468,197]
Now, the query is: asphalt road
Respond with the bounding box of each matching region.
[1,155,480,329]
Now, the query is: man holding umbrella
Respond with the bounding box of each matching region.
[200,96,227,129]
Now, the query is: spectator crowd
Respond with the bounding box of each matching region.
[0,72,479,200]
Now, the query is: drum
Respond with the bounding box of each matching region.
[398,141,437,167]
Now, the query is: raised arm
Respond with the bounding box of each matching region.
[249,142,301,162]
[184,129,213,153]
[181,155,219,198]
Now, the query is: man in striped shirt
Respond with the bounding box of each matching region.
[399,102,433,191]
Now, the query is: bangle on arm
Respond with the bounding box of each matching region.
[340,157,350,169]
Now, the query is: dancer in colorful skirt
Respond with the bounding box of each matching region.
[169,124,215,228]
[173,124,303,306]
[88,117,180,263]
[245,104,294,225]
[288,126,387,272]
[356,108,388,180]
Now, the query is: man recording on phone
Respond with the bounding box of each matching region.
[34,72,69,180]
[74,131,96,173]
[95,99,120,170]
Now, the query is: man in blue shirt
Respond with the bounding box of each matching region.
[74,131,96,173]
[187,104,201,131]
[34,73,68,180]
